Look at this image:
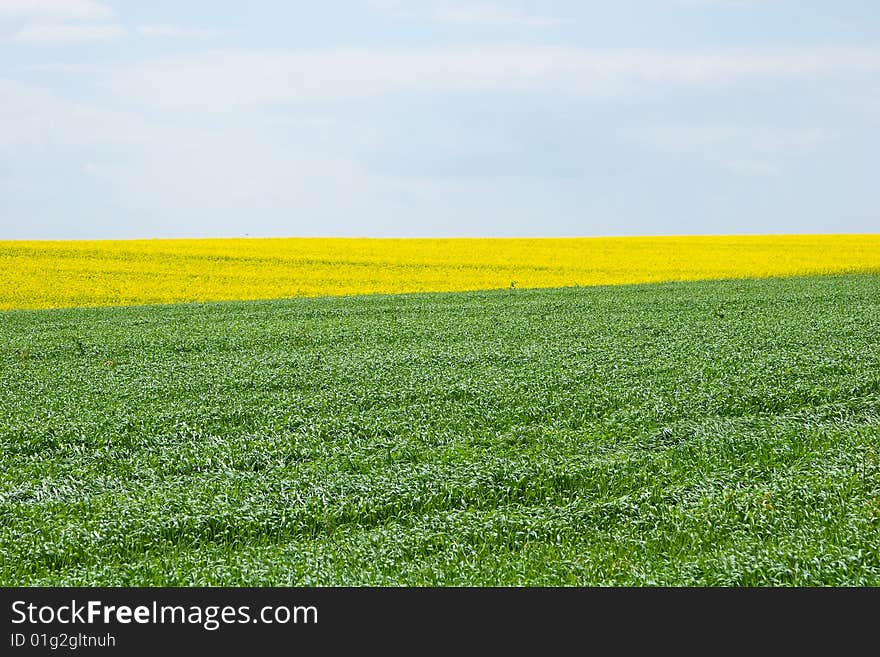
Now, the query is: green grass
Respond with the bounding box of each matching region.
[1,274,879,586]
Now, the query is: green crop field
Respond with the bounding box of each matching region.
[2,274,879,585]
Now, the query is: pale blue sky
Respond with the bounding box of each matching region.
[1,0,878,238]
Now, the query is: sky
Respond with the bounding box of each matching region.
[1,1,879,239]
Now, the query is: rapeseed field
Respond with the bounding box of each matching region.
[2,235,880,585]
[1,235,878,309]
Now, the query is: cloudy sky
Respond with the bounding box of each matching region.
[1,1,878,238]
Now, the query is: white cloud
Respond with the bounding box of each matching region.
[0,1,119,46]
[136,25,224,39]
[368,0,560,28]
[109,45,880,111]
[0,77,160,148]
[637,123,830,177]
[671,0,768,6]
[0,78,388,238]
[8,22,124,43]
[0,0,112,21]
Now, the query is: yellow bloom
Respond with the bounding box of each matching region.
[1,235,878,310]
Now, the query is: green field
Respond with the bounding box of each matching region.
[2,274,879,585]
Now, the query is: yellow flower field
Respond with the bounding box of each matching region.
[1,235,878,310]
